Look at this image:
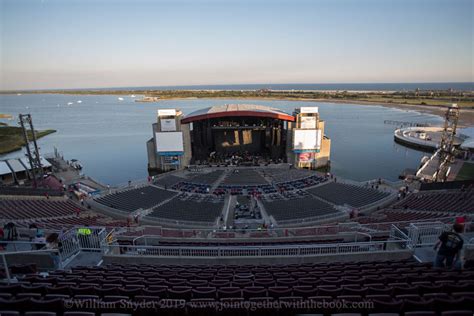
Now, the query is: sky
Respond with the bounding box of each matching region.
[0,0,472,90]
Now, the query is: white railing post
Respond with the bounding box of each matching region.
[2,254,11,284]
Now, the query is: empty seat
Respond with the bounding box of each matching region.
[0,312,20,316]
[404,313,436,316]
[441,312,474,316]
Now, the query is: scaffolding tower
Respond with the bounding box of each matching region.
[435,104,460,182]
[19,114,43,187]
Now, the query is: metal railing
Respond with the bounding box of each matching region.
[390,224,412,248]
[118,216,460,241]
[273,211,348,225]
[103,238,409,258]
[58,228,81,266]
[407,221,450,247]
[1,226,108,283]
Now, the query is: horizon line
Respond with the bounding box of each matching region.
[1,81,474,92]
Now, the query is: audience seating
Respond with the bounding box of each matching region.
[0,199,82,220]
[94,186,176,212]
[392,190,474,214]
[222,169,267,185]
[153,175,185,188]
[276,175,327,191]
[308,183,390,208]
[358,210,454,225]
[263,168,314,183]
[0,187,63,197]
[263,197,337,221]
[148,195,223,222]
[0,260,472,315]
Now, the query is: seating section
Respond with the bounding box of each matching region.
[222,169,267,185]
[392,190,474,213]
[148,194,223,222]
[172,181,212,194]
[0,199,82,220]
[263,168,314,183]
[172,171,225,194]
[308,182,390,207]
[215,184,276,196]
[188,170,224,185]
[1,260,473,315]
[276,175,327,191]
[153,174,185,188]
[263,197,337,221]
[0,186,63,197]
[358,209,455,224]
[28,214,126,229]
[94,186,176,212]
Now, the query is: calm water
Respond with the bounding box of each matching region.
[0,94,447,185]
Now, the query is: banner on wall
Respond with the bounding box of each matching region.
[155,132,183,152]
[298,152,315,162]
[293,129,322,150]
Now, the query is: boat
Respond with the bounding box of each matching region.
[77,100,82,103]
[118,97,124,101]
[67,102,74,105]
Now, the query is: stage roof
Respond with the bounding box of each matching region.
[181,104,295,124]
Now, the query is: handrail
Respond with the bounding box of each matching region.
[107,239,409,258]
[119,217,461,241]
[354,231,372,242]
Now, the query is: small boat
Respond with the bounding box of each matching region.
[130,95,136,98]
[118,97,124,101]
[77,100,82,103]
[67,102,74,105]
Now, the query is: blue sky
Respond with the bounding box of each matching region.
[0,0,472,90]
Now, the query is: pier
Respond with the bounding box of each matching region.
[384,120,431,127]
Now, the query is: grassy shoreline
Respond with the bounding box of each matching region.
[2,89,473,107]
[0,126,56,155]
[2,89,474,126]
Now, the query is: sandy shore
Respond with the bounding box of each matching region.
[4,91,473,127]
[149,96,474,127]
[311,98,474,127]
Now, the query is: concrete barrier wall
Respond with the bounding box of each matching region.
[2,253,54,271]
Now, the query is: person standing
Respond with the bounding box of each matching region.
[433,223,464,268]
